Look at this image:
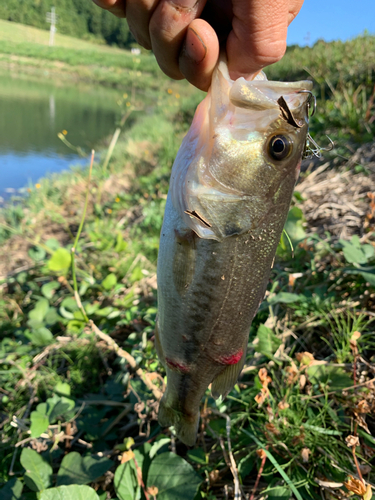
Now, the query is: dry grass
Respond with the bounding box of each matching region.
[299,143,375,241]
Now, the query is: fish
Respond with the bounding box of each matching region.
[155,56,313,446]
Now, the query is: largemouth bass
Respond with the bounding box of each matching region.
[156,58,312,446]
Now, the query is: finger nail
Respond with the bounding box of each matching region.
[183,27,207,63]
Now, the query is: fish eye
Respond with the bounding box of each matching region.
[268,135,292,161]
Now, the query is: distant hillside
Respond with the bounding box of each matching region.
[0,0,134,48]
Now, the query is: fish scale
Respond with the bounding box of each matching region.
[156,56,312,445]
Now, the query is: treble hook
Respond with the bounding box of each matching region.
[303,134,334,159]
[298,89,316,117]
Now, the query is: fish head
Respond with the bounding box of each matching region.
[212,61,312,193]
[171,58,313,240]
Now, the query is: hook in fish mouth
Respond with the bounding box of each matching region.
[298,89,316,117]
[297,90,334,159]
[303,133,334,159]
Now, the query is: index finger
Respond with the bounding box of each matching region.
[92,0,126,18]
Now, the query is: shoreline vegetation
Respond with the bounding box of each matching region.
[0,19,161,89]
[0,20,375,500]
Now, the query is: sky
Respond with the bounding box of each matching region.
[286,0,374,46]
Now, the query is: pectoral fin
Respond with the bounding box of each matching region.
[211,346,247,400]
[195,194,264,240]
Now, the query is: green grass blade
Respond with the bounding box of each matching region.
[242,429,304,500]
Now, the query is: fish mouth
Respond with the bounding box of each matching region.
[213,54,313,127]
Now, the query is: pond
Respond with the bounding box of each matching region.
[0,72,122,202]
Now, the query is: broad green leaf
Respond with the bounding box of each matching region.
[206,418,226,438]
[238,453,255,479]
[147,452,202,500]
[363,243,375,260]
[47,395,75,423]
[114,461,139,500]
[76,407,110,440]
[284,206,306,242]
[37,402,48,414]
[57,452,113,486]
[28,298,50,324]
[39,485,100,500]
[307,365,353,391]
[60,297,79,311]
[130,266,143,283]
[48,248,71,272]
[0,477,23,499]
[45,238,61,251]
[59,297,79,319]
[28,246,46,262]
[95,306,116,317]
[344,267,375,286]
[31,327,53,346]
[85,302,100,315]
[115,232,127,253]
[133,443,152,486]
[66,319,86,333]
[265,486,291,500]
[41,281,60,299]
[20,447,52,492]
[54,382,71,397]
[268,292,305,305]
[73,310,86,321]
[340,241,367,264]
[16,271,28,285]
[30,410,49,438]
[149,438,171,459]
[102,273,117,290]
[79,281,90,296]
[359,271,375,286]
[44,307,61,325]
[339,236,374,265]
[254,324,282,359]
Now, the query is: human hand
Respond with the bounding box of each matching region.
[92,0,304,91]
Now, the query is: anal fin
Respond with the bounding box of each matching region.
[211,345,247,400]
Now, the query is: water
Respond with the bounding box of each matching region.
[0,73,122,201]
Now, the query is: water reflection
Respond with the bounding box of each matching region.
[49,95,56,125]
[0,73,121,200]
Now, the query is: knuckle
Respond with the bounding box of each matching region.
[149,17,174,44]
[127,22,151,49]
[252,39,287,67]
[157,58,183,80]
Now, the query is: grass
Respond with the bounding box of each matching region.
[0,27,375,500]
[0,18,162,89]
[0,18,117,50]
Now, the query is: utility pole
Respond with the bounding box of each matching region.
[46,7,57,47]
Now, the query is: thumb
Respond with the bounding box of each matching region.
[227,0,303,80]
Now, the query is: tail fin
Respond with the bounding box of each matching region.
[158,396,199,447]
